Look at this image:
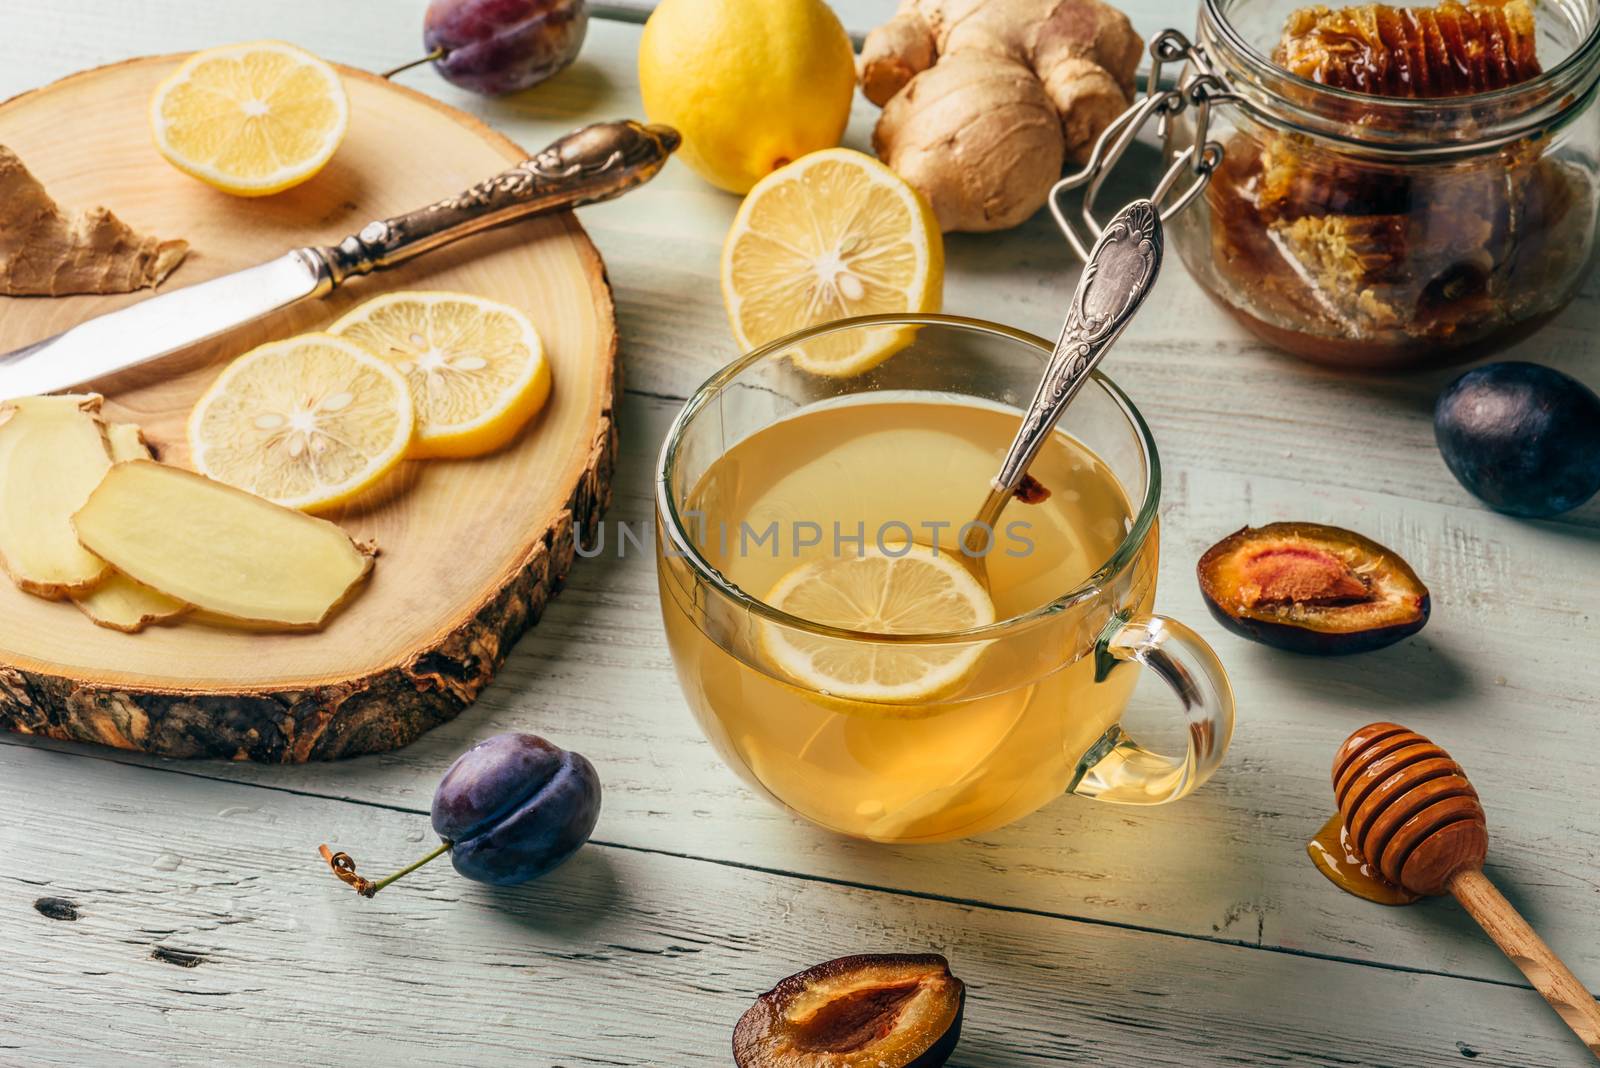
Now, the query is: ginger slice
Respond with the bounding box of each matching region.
[7,393,107,417]
[73,460,374,631]
[72,571,189,633]
[0,144,188,296]
[0,394,113,598]
[73,574,188,632]
[104,421,152,461]
[70,424,190,632]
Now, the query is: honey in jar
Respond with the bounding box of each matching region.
[1164,0,1600,369]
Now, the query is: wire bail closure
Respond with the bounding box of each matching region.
[1050,31,1239,261]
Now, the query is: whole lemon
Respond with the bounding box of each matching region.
[639,0,856,194]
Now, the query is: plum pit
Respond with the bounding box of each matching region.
[792,980,922,1052]
[1238,545,1370,607]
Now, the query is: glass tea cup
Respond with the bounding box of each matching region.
[655,314,1235,843]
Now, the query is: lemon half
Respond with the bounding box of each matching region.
[331,291,550,460]
[722,149,944,377]
[150,41,348,197]
[188,334,414,512]
[759,544,996,705]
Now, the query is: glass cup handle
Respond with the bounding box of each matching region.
[1069,613,1236,805]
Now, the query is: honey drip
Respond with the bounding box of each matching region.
[1307,813,1421,905]
[1275,0,1541,97]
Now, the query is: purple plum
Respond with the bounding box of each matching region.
[318,732,601,897]
[1435,362,1600,518]
[432,733,601,885]
[424,0,588,95]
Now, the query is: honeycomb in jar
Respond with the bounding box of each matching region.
[1270,207,1501,334]
[1273,214,1409,328]
[1275,0,1541,97]
[1205,130,1566,342]
[1255,135,1411,223]
[1199,0,1570,351]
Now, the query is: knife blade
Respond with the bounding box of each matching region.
[0,253,325,401]
[0,119,680,402]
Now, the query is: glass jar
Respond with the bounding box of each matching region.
[1161,0,1600,369]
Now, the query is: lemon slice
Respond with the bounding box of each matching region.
[759,543,995,705]
[188,334,414,512]
[150,41,349,197]
[721,148,943,376]
[329,291,550,459]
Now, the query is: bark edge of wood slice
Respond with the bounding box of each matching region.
[0,56,619,761]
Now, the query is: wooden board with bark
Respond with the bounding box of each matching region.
[0,57,618,762]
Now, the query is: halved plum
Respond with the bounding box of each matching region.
[1197,522,1429,655]
[733,954,965,1068]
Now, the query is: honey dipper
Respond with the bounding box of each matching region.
[1333,723,1600,1056]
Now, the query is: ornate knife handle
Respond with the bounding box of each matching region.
[989,200,1163,508]
[301,120,681,289]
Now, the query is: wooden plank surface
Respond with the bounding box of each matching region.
[11,390,1595,990]
[2,742,1588,1067]
[2,2,1599,1064]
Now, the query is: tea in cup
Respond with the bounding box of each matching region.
[656,316,1234,842]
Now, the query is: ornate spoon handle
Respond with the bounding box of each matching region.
[970,199,1163,542]
[305,120,681,287]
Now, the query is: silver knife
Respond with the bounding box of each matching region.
[0,120,680,401]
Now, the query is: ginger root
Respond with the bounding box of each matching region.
[860,0,1143,232]
[0,144,187,296]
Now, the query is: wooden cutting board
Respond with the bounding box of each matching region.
[0,56,618,762]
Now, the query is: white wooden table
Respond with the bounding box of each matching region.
[4,2,1599,1064]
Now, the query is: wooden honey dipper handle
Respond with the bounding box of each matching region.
[1334,723,1600,1059]
[1449,868,1600,1056]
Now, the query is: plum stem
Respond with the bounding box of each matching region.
[318,841,451,898]
[369,842,452,894]
[379,47,448,80]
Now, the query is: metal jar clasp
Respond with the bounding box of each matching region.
[1051,30,1240,260]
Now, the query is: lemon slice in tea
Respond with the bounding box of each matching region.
[721,148,943,376]
[187,333,414,512]
[150,41,349,197]
[330,291,550,460]
[759,543,995,705]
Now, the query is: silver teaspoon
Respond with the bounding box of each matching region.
[962,199,1164,576]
